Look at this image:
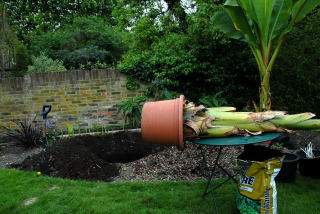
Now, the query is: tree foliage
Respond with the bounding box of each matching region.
[1,3,31,76]
[30,16,126,69]
[2,0,319,114]
[3,0,116,42]
[117,1,258,108]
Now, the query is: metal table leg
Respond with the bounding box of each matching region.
[201,146,238,197]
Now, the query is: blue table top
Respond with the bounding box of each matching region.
[191,132,281,146]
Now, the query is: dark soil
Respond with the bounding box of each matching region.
[2,130,320,183]
[13,131,164,182]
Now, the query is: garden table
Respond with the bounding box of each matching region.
[191,132,281,197]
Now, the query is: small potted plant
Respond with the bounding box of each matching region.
[296,143,320,178]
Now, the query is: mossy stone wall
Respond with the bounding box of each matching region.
[0,69,145,130]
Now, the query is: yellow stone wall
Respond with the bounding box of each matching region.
[0,69,146,130]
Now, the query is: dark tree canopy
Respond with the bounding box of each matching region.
[3,0,116,42]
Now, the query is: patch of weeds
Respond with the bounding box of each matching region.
[64,122,74,136]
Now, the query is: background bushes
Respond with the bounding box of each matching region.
[30,16,126,69]
[118,3,258,109]
[27,53,66,73]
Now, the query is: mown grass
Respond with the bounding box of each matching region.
[0,169,319,214]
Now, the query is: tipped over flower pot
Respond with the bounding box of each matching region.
[141,95,185,150]
[141,94,320,150]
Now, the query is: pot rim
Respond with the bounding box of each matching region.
[281,152,299,162]
[177,95,185,150]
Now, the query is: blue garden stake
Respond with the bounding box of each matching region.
[40,104,52,175]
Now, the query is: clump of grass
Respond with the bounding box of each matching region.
[1,115,42,148]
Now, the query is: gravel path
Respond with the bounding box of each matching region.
[0,142,41,169]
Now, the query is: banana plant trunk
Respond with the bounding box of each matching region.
[259,64,271,111]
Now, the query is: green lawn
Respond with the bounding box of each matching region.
[0,169,319,214]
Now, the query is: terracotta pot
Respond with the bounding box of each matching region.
[141,95,185,150]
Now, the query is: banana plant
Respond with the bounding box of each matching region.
[212,0,320,111]
[183,102,320,139]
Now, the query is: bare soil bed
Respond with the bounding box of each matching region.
[1,130,319,182]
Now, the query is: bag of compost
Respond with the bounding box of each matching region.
[236,145,284,214]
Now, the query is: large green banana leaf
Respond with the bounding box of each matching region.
[212,0,320,111]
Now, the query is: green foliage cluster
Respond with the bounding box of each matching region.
[3,0,115,42]
[79,61,109,70]
[118,2,258,108]
[198,92,229,108]
[271,8,320,115]
[117,96,147,128]
[30,16,126,69]
[5,42,32,77]
[27,53,66,73]
[144,78,180,101]
[126,76,140,90]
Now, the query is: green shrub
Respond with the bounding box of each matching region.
[27,53,67,73]
[126,76,140,90]
[118,6,258,109]
[79,61,108,70]
[63,46,111,69]
[30,16,126,69]
[198,92,229,108]
[117,96,147,128]
[143,78,180,101]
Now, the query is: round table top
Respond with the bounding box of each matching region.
[190,132,281,146]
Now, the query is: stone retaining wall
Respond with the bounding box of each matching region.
[0,69,146,130]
